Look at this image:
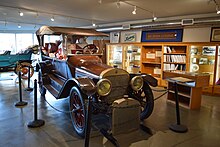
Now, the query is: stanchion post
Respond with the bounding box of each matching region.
[24,65,33,91]
[169,81,188,133]
[84,96,92,147]
[27,79,45,128]
[15,71,28,107]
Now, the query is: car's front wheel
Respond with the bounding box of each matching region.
[69,86,86,137]
[128,82,154,120]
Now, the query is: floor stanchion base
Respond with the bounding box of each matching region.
[169,124,188,133]
[15,101,28,107]
[24,87,33,91]
[27,119,45,128]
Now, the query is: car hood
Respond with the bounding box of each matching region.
[67,55,113,76]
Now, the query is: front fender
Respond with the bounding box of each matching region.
[58,78,96,98]
[141,73,158,87]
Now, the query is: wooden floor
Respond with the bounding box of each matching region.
[0,71,220,147]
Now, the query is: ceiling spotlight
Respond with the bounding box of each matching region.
[19,11,23,16]
[51,16,55,21]
[216,5,220,14]
[98,0,102,4]
[92,20,96,26]
[152,13,157,21]
[18,24,21,28]
[132,6,137,15]
[116,0,120,8]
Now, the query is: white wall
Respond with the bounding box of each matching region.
[183,27,211,42]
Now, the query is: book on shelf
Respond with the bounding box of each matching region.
[164,55,186,63]
[164,46,172,53]
[164,64,186,71]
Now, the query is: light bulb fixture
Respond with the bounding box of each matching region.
[19,11,23,16]
[92,20,96,27]
[216,5,220,14]
[152,13,157,21]
[116,0,120,8]
[18,24,21,28]
[51,16,55,21]
[132,6,137,14]
[98,0,102,4]
[36,11,39,18]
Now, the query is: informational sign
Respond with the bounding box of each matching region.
[141,29,183,42]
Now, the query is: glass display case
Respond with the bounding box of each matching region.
[106,44,141,74]
[189,45,216,93]
[215,46,220,85]
[214,46,220,94]
[107,45,123,69]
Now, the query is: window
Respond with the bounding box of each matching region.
[0,33,37,54]
[0,33,16,54]
[16,34,33,53]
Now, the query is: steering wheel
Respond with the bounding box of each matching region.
[83,44,98,54]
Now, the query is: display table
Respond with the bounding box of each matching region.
[164,70,210,109]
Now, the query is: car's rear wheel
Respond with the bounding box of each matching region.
[129,82,154,120]
[69,86,86,137]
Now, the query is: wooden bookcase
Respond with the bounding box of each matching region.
[163,45,188,71]
[139,43,189,86]
[141,44,162,84]
[106,42,220,96]
[161,44,189,86]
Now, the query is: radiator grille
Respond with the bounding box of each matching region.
[100,69,130,103]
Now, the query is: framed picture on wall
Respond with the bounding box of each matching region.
[210,27,220,42]
[124,33,136,42]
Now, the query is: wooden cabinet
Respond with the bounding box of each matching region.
[141,45,162,84]
[106,42,220,95]
[140,43,189,86]
[164,72,210,109]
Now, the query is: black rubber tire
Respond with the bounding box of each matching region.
[129,82,154,120]
[69,86,86,138]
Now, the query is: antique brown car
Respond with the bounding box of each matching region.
[36,26,157,138]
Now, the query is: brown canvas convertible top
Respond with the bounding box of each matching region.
[36,26,109,37]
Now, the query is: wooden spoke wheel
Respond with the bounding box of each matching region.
[15,62,34,80]
[69,86,86,137]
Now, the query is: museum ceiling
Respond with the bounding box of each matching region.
[0,0,219,31]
